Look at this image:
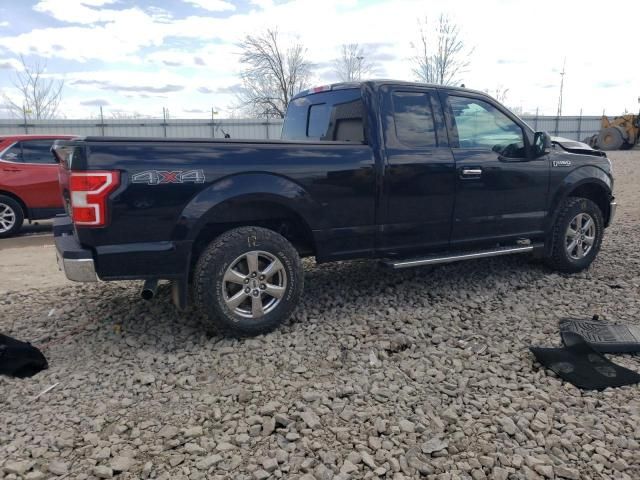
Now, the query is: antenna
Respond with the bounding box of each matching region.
[556,58,566,117]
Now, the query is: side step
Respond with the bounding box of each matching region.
[382,244,542,269]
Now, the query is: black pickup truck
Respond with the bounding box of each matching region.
[53,81,616,336]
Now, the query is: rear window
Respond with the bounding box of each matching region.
[282,88,365,143]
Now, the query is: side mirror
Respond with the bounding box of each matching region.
[532,131,551,157]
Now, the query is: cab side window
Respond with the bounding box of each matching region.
[307,99,365,142]
[281,89,366,143]
[1,143,23,162]
[448,96,525,158]
[21,140,56,164]
[391,91,437,147]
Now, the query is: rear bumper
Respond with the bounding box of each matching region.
[54,216,98,282]
[52,215,189,308]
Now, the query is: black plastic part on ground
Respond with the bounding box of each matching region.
[559,318,640,353]
[530,332,640,391]
[0,334,48,378]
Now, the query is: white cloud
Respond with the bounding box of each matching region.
[1,0,638,117]
[183,0,236,12]
[0,58,21,70]
[0,21,9,28]
[33,0,121,23]
[0,8,171,61]
[249,0,274,9]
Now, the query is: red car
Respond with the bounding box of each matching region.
[0,135,75,237]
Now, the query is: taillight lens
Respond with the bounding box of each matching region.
[69,171,120,227]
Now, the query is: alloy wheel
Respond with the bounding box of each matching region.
[0,202,16,234]
[221,250,287,319]
[565,212,596,260]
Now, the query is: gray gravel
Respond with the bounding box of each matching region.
[2,151,640,480]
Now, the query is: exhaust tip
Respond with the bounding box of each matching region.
[141,279,158,301]
[141,289,155,301]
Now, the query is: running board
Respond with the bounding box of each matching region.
[382,244,542,269]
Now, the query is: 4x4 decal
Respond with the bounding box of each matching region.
[131,169,205,185]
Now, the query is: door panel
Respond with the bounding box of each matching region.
[379,86,455,254]
[444,93,549,244]
[452,150,549,241]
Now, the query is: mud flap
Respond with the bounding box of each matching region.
[171,277,189,310]
[559,318,640,353]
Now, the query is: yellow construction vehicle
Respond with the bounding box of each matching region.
[585,112,640,150]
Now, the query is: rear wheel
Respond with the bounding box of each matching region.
[194,226,304,337]
[597,127,624,150]
[545,197,604,273]
[0,195,24,238]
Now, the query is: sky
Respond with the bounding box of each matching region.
[0,0,638,119]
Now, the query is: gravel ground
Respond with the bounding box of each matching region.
[1,151,639,480]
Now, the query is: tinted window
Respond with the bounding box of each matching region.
[281,99,308,140]
[307,103,330,138]
[449,96,525,157]
[282,88,365,143]
[21,140,56,164]
[391,91,437,147]
[1,143,23,162]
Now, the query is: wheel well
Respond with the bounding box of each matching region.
[191,201,316,269]
[568,183,610,223]
[0,190,27,218]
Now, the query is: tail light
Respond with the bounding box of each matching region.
[69,171,120,227]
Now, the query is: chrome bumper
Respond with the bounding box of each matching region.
[56,252,98,282]
[54,216,98,282]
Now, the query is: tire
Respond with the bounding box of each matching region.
[597,127,624,150]
[0,195,24,238]
[194,226,304,337]
[545,197,604,273]
[583,134,597,147]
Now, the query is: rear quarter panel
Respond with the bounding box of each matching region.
[77,140,377,260]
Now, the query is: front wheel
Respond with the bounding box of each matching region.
[545,197,604,273]
[0,195,24,238]
[194,226,304,337]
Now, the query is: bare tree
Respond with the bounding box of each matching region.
[411,14,472,86]
[484,85,509,103]
[2,55,64,119]
[236,28,312,118]
[333,43,379,82]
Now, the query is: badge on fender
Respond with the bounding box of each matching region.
[132,170,206,185]
[552,160,572,167]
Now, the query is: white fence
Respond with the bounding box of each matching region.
[0,118,283,140]
[0,115,602,141]
[522,116,602,142]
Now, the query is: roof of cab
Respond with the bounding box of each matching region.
[292,79,488,100]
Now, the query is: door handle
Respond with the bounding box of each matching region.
[2,167,20,172]
[460,168,482,178]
